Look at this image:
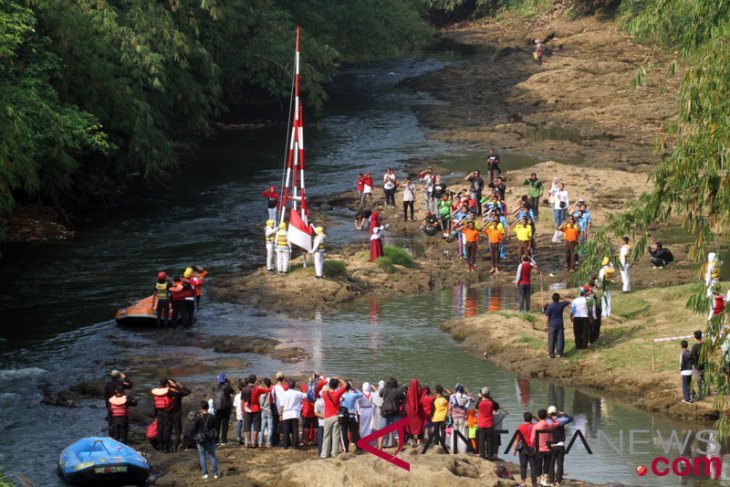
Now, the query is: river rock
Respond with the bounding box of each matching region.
[319,203,333,211]
[69,379,106,398]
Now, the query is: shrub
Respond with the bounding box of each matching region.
[383,246,415,267]
[376,256,396,273]
[323,260,347,278]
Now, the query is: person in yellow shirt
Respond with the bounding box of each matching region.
[484,217,505,274]
[513,215,533,259]
[431,384,451,449]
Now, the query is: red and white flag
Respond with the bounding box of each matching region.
[287,209,312,252]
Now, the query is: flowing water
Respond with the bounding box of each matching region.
[0,47,728,486]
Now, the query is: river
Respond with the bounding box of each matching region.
[0,46,727,486]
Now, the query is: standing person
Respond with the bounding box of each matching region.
[490,177,506,200]
[192,401,220,480]
[244,375,265,448]
[383,168,398,208]
[169,276,188,327]
[405,379,426,447]
[108,386,137,444]
[154,271,171,328]
[419,167,435,213]
[448,384,473,453]
[513,412,537,487]
[576,201,592,246]
[691,331,706,400]
[523,173,544,219]
[619,236,631,293]
[372,380,385,432]
[431,385,449,448]
[261,185,279,222]
[104,369,132,407]
[358,382,376,440]
[484,215,505,273]
[356,173,365,206]
[589,277,603,344]
[321,377,347,458]
[532,409,556,487]
[437,195,452,233]
[544,293,570,358]
[432,175,447,202]
[515,255,539,312]
[705,252,721,297]
[264,220,277,272]
[534,39,544,64]
[550,182,569,243]
[279,379,306,449]
[369,211,385,262]
[314,387,327,455]
[258,378,273,447]
[270,372,289,448]
[379,378,406,449]
[275,222,291,274]
[547,406,573,485]
[680,340,694,404]
[309,226,327,279]
[649,242,674,268]
[476,387,497,460]
[570,288,595,350]
[233,382,245,445]
[465,170,485,215]
[212,374,234,445]
[598,256,615,317]
[492,405,509,459]
[182,268,196,326]
[341,383,364,452]
[362,172,374,207]
[486,148,501,183]
[151,378,174,453]
[168,379,191,451]
[559,215,580,271]
[401,177,416,222]
[190,265,207,312]
[462,220,480,272]
[513,216,533,259]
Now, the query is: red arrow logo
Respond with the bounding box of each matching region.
[356,417,411,471]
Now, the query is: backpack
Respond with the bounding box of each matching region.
[213,385,229,410]
[306,378,317,403]
[194,413,217,443]
[665,250,674,262]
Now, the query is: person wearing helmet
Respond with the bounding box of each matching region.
[309,226,327,279]
[190,266,207,311]
[182,267,197,324]
[275,222,291,274]
[213,374,234,445]
[261,185,279,222]
[265,220,277,272]
[154,271,172,327]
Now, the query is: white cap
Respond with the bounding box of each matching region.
[547,405,558,415]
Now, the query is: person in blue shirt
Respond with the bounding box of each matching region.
[497,210,509,259]
[544,293,571,358]
[452,204,469,257]
[577,202,592,243]
[340,383,363,452]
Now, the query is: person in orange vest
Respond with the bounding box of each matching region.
[190,265,207,311]
[108,385,137,444]
[183,267,197,324]
[462,220,481,272]
[559,215,580,271]
[152,378,175,452]
[169,276,189,327]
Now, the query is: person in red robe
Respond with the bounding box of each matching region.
[406,378,426,446]
[369,211,384,262]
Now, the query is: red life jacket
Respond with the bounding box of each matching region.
[191,276,203,297]
[714,295,726,316]
[152,387,173,411]
[169,283,185,302]
[518,262,532,285]
[109,395,130,417]
[182,279,195,299]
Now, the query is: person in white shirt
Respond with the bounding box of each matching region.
[309,226,327,279]
[271,372,288,447]
[233,388,245,445]
[597,256,615,317]
[278,379,306,449]
[419,167,435,213]
[550,182,569,242]
[264,220,277,272]
[401,177,416,222]
[383,168,398,208]
[357,382,376,440]
[570,287,595,349]
[314,387,327,455]
[619,236,631,292]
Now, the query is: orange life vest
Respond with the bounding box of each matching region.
[151,387,173,411]
[109,395,130,417]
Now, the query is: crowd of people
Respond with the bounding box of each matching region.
[152,266,207,327]
[104,369,578,486]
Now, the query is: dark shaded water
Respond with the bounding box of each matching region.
[0,49,727,486]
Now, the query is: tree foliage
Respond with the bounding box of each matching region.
[0,0,432,215]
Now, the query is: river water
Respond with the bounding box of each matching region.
[0,47,728,486]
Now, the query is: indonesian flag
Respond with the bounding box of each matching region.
[287,209,312,252]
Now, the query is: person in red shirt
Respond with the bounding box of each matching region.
[261,185,279,222]
[301,374,327,446]
[320,377,347,458]
[513,412,537,486]
[419,386,433,438]
[476,387,498,460]
[532,408,557,485]
[244,376,265,448]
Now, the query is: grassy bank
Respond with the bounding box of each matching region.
[442,282,725,422]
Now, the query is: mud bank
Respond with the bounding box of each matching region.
[442,283,724,423]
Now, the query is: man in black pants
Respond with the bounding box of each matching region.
[168,379,191,451]
[212,374,234,445]
[547,406,573,485]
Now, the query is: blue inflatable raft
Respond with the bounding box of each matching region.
[58,437,150,486]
